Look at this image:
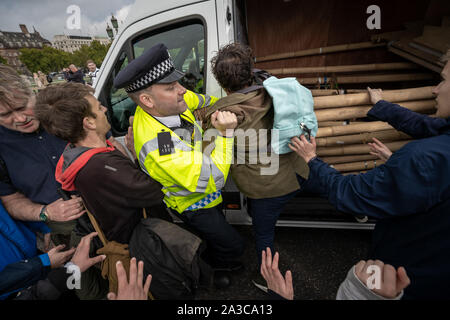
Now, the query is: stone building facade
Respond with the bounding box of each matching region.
[0,24,51,75]
[52,35,110,53]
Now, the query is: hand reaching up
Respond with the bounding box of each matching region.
[260,248,294,300]
[368,137,392,161]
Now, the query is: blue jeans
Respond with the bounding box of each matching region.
[247,181,303,267]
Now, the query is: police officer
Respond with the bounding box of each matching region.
[114,44,245,282]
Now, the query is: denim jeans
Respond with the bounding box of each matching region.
[247,181,302,267]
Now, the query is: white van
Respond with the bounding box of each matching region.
[94,0,377,230]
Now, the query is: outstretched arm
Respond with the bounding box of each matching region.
[367,87,447,139]
[289,135,436,219]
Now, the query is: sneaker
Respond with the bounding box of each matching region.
[355,215,369,223]
[251,273,268,293]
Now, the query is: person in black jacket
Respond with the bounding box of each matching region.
[34,82,165,244]
[64,65,85,84]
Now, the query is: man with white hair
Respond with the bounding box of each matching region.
[0,65,85,236]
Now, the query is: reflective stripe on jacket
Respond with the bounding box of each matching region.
[133,90,233,213]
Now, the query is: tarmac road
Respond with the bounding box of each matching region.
[195,225,372,300]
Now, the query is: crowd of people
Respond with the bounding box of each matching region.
[31,60,100,91]
[0,41,448,300]
[61,60,100,87]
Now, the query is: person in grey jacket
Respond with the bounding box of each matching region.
[336,260,410,300]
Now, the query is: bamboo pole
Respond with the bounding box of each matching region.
[316,129,410,147]
[317,140,411,156]
[316,106,371,122]
[319,121,368,127]
[316,121,394,137]
[346,89,370,94]
[388,46,444,74]
[319,121,349,127]
[255,41,386,63]
[268,62,418,75]
[313,86,435,109]
[322,154,378,165]
[297,73,434,85]
[331,160,386,172]
[311,89,339,96]
[315,100,435,122]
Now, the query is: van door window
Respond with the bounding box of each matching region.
[103,20,206,136]
[102,51,137,135]
[132,21,205,94]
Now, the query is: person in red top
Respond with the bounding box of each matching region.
[34,82,165,244]
[34,82,166,299]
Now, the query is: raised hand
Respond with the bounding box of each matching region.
[107,258,152,300]
[211,111,238,137]
[367,87,383,105]
[368,137,392,161]
[289,135,317,163]
[354,260,410,299]
[260,248,294,300]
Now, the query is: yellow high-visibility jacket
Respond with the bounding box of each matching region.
[133,90,234,213]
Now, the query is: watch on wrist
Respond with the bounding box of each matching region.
[39,205,49,222]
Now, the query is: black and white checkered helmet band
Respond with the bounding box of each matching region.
[126,58,174,92]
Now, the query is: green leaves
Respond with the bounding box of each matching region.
[19,40,111,74]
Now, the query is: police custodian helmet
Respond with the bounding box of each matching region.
[113,43,185,93]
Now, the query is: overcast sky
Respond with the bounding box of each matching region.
[0,0,136,41]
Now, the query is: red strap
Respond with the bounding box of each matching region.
[55,140,115,191]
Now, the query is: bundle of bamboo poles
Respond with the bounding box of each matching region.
[266,60,434,87]
[256,41,387,63]
[266,62,435,86]
[312,86,436,174]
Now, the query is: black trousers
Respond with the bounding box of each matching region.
[177,206,245,267]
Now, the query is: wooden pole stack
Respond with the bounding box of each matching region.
[316,121,394,137]
[254,40,437,174]
[316,129,411,147]
[313,86,435,109]
[311,86,436,174]
[298,73,434,85]
[315,100,435,122]
[255,41,387,63]
[268,62,418,76]
[331,159,386,172]
[317,140,412,157]
[321,154,379,165]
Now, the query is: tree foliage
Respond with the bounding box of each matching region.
[0,56,7,65]
[70,40,111,68]
[19,46,71,74]
[19,40,111,74]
